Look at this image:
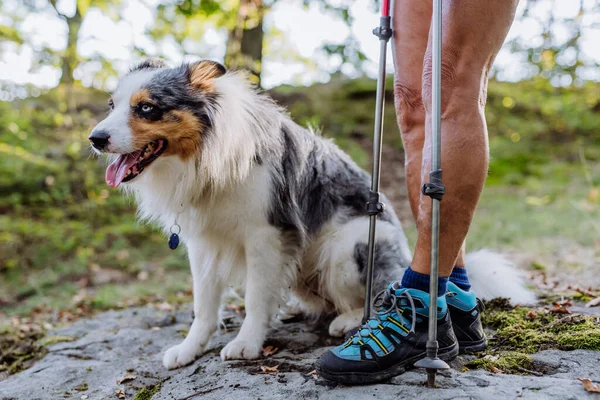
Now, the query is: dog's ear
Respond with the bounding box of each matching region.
[188,60,226,90]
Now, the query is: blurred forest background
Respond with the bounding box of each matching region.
[0,0,599,374]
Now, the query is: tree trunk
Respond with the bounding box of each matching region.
[60,6,82,85]
[225,0,265,86]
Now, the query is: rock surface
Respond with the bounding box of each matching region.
[1,306,599,400]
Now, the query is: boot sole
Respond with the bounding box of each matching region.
[458,338,487,354]
[316,342,459,385]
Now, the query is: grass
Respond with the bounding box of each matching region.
[399,161,600,255]
[470,162,599,249]
[3,162,595,318]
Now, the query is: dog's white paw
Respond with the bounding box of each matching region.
[163,342,202,370]
[329,312,362,337]
[220,338,262,360]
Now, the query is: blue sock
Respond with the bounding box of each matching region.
[449,266,471,291]
[401,267,448,297]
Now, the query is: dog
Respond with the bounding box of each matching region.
[89,59,534,370]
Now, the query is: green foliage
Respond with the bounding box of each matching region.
[504,0,600,83]
[0,85,188,315]
[2,0,124,85]
[272,75,600,179]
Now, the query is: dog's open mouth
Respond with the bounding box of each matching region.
[105,139,167,188]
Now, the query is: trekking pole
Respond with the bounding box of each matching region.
[363,0,393,324]
[413,0,450,387]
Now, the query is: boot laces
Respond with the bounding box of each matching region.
[355,283,417,341]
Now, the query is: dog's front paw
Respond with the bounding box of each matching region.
[163,342,203,370]
[220,338,262,360]
[329,312,362,337]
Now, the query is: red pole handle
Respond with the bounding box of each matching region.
[381,0,391,17]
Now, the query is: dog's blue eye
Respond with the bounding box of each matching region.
[135,102,162,121]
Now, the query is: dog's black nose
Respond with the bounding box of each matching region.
[89,130,110,150]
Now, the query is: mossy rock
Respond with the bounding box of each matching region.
[482,298,600,353]
[0,326,47,375]
[467,298,600,374]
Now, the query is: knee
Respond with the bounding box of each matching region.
[393,78,425,136]
[421,45,489,115]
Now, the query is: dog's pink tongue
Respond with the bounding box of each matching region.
[105,151,141,188]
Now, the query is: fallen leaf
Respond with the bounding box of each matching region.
[527,310,537,319]
[115,388,126,399]
[490,366,504,374]
[555,299,573,307]
[551,304,571,314]
[578,378,600,393]
[586,297,600,308]
[259,365,279,374]
[262,346,279,357]
[116,374,136,384]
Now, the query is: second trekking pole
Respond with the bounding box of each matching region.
[362,0,392,324]
[414,0,450,387]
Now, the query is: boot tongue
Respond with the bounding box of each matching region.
[105,151,142,188]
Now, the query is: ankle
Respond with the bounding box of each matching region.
[401,267,448,296]
[449,266,471,291]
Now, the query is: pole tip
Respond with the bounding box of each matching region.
[426,369,436,387]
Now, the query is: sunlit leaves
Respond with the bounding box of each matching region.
[505,0,600,84]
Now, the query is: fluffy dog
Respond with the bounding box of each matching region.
[89,59,533,370]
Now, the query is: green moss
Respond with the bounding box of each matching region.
[466,352,533,374]
[38,335,75,346]
[555,326,600,349]
[73,382,88,392]
[480,299,600,353]
[530,261,546,271]
[0,326,47,375]
[132,383,161,400]
[467,298,600,374]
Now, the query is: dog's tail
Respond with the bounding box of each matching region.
[466,249,536,305]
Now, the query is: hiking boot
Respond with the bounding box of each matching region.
[446,282,487,353]
[316,282,459,385]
